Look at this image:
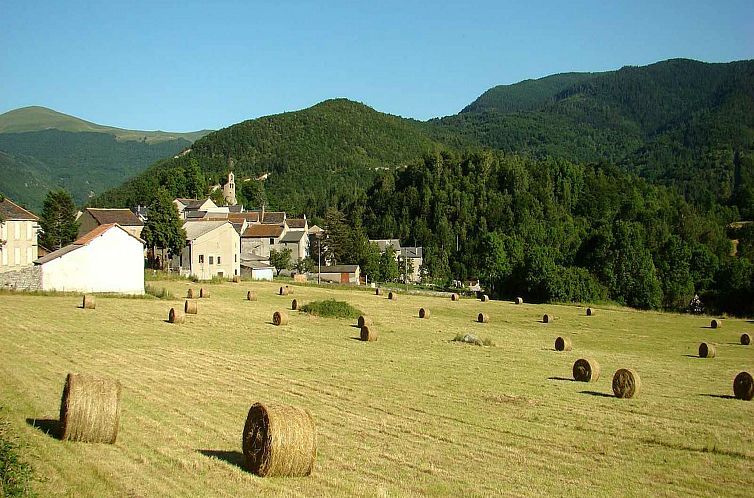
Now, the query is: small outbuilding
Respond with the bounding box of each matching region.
[314,265,361,285]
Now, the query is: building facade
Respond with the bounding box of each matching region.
[172,220,240,279]
[0,197,39,272]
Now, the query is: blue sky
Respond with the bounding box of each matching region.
[1,1,751,131]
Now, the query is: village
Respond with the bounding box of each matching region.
[0,172,425,295]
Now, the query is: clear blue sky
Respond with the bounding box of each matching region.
[1,1,751,131]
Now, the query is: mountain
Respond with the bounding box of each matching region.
[0,106,212,211]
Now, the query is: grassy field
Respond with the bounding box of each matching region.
[1,279,753,497]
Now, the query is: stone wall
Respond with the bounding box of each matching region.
[0,266,41,291]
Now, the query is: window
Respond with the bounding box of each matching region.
[199,255,204,263]
[269,238,274,245]
[209,256,214,265]
[14,223,20,240]
[217,256,221,264]
[235,254,237,263]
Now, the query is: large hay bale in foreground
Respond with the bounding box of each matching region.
[740,333,751,346]
[200,288,210,298]
[555,336,572,351]
[481,294,489,302]
[273,311,289,326]
[515,297,523,305]
[477,313,489,323]
[375,288,383,296]
[586,307,594,316]
[542,314,553,323]
[187,288,195,299]
[184,300,198,314]
[291,299,298,311]
[82,295,96,309]
[699,342,716,358]
[169,308,185,324]
[711,319,722,329]
[59,373,121,443]
[388,292,397,301]
[451,293,460,301]
[279,287,289,296]
[242,402,317,477]
[247,291,257,301]
[360,325,377,342]
[733,371,753,401]
[419,308,430,319]
[573,358,600,382]
[357,315,372,328]
[612,368,641,399]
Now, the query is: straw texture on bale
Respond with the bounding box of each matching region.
[612,368,641,399]
[233,275,241,283]
[187,289,195,299]
[555,336,572,351]
[291,299,298,310]
[200,288,210,298]
[741,333,751,346]
[184,300,197,314]
[357,315,372,328]
[59,373,121,443]
[81,295,96,309]
[169,307,185,324]
[481,294,489,302]
[573,358,600,382]
[699,342,716,358]
[375,288,383,296]
[388,292,397,300]
[451,293,460,301]
[286,286,294,295]
[360,325,377,341]
[515,297,523,305]
[247,291,257,301]
[279,287,289,296]
[586,307,594,316]
[543,314,553,323]
[733,371,753,401]
[293,274,307,283]
[242,402,317,477]
[711,319,722,329]
[477,313,489,323]
[273,311,289,326]
[419,308,430,319]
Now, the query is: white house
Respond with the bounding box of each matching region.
[171,220,240,280]
[34,223,145,294]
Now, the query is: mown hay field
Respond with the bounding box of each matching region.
[1,280,753,497]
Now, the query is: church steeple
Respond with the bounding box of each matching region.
[223,171,237,206]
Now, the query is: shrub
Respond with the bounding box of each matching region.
[299,300,363,319]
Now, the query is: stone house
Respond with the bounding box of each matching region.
[174,198,229,220]
[0,197,39,272]
[172,220,240,280]
[77,208,144,239]
[241,223,284,258]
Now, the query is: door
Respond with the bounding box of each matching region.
[340,272,349,284]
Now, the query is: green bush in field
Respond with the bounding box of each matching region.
[299,300,363,319]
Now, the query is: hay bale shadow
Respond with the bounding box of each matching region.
[699,394,737,400]
[26,418,61,439]
[197,449,245,470]
[682,354,702,358]
[349,336,362,341]
[701,326,714,329]
[548,376,576,382]
[579,391,615,398]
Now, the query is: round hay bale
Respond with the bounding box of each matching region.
[515,297,523,305]
[612,368,641,399]
[187,288,195,299]
[286,286,294,295]
[59,373,121,443]
[82,295,96,309]
[233,275,241,283]
[573,358,600,382]
[480,294,489,302]
[184,300,198,314]
[360,325,377,342]
[169,307,185,324]
[242,402,317,477]
[698,342,716,358]
[247,291,257,301]
[711,319,722,329]
[741,333,751,346]
[543,314,553,323]
[200,288,210,298]
[586,307,594,316]
[451,293,460,301]
[375,288,383,296]
[555,336,572,351]
[733,371,753,401]
[419,308,430,319]
[273,311,289,326]
[477,313,489,323]
[291,299,298,311]
[388,292,397,301]
[357,315,372,328]
[279,286,289,296]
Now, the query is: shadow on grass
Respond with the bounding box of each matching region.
[26,418,61,439]
[548,376,576,382]
[349,336,363,341]
[197,449,246,470]
[640,437,751,460]
[682,354,702,358]
[579,391,615,398]
[699,394,737,400]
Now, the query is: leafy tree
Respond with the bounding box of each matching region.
[359,241,381,283]
[322,208,349,265]
[399,255,415,284]
[379,245,399,282]
[656,236,694,309]
[292,257,313,275]
[39,190,79,250]
[269,247,293,276]
[186,159,208,199]
[141,187,186,268]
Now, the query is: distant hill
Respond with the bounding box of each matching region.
[0,106,212,211]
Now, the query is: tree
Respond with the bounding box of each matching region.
[141,187,186,268]
[269,247,293,276]
[39,190,79,250]
[399,255,415,284]
[379,246,399,282]
[292,257,313,275]
[323,208,349,265]
[360,242,381,282]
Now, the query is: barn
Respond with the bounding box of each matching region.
[314,265,361,285]
[34,223,144,294]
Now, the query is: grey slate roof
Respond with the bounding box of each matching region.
[85,208,143,226]
[183,220,232,240]
[317,265,359,273]
[280,231,306,243]
[0,198,38,221]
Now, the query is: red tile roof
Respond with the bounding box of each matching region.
[242,224,284,238]
[0,197,38,221]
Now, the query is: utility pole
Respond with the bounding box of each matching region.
[317,234,321,285]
